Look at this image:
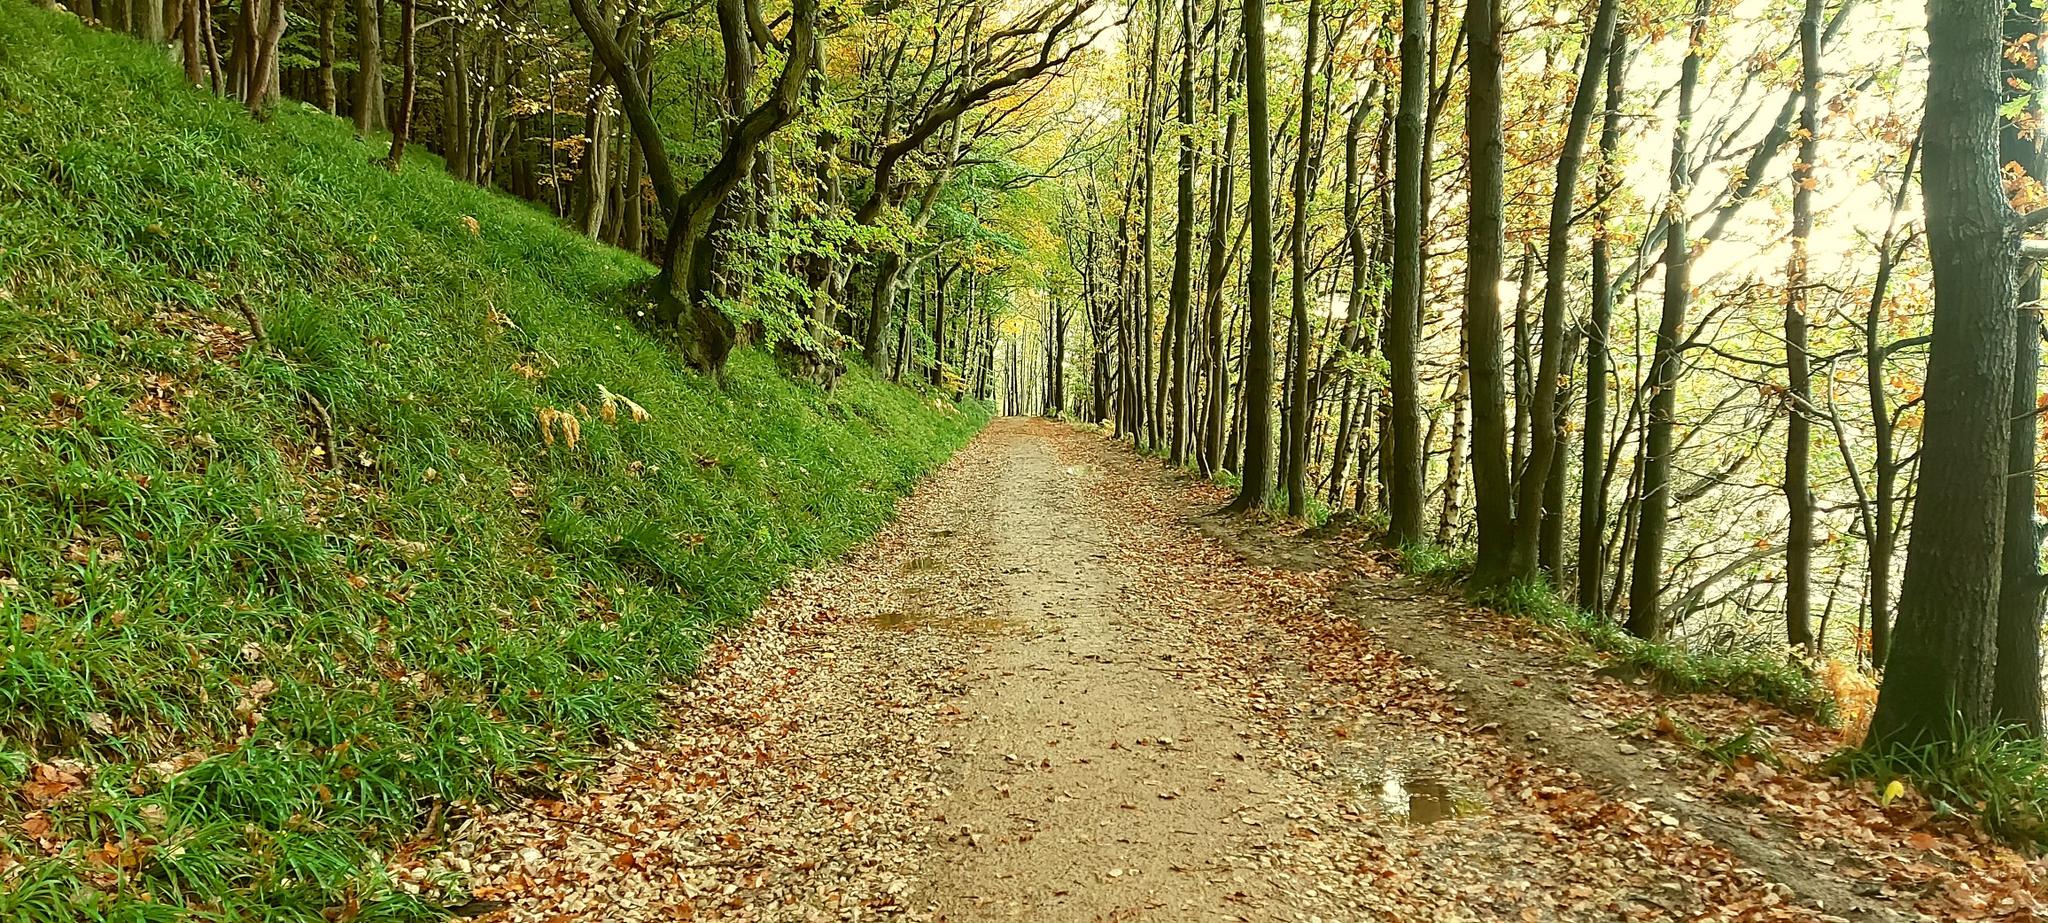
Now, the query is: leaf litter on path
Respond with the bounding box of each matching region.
[411,419,2031,921]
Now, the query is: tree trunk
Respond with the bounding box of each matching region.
[382,0,417,168]
[317,0,338,111]
[1167,0,1199,467]
[1384,0,1430,541]
[1578,33,1624,610]
[1464,0,1512,579]
[1202,47,1243,478]
[354,0,386,135]
[1627,0,1709,641]
[1224,0,1275,513]
[1995,3,2045,735]
[1781,0,1821,650]
[1282,0,1322,517]
[1866,0,2015,750]
[1516,0,1621,579]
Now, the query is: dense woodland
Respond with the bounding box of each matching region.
[50,0,2048,755]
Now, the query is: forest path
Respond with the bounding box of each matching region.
[437,418,1876,922]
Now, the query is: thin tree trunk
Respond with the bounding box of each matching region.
[1994,3,2045,735]
[1782,0,1821,650]
[1577,32,1624,610]
[382,0,417,168]
[1517,0,1621,578]
[1283,0,1322,517]
[1167,0,1199,467]
[1225,0,1275,512]
[1627,0,1710,641]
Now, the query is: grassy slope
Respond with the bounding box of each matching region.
[0,8,984,919]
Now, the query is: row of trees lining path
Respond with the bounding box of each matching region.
[71,0,2048,751]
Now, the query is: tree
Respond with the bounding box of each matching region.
[1166,0,1199,467]
[382,0,418,168]
[1224,0,1275,513]
[1514,0,1621,581]
[353,0,385,135]
[1463,0,1512,582]
[1626,0,1710,642]
[1383,0,1429,542]
[1780,0,1821,651]
[1993,0,2044,735]
[1576,33,1624,611]
[1866,0,2016,750]
[1282,0,1322,518]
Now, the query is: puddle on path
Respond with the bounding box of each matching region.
[1365,766,1485,824]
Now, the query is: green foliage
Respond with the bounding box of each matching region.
[0,7,985,918]
[1839,721,2048,850]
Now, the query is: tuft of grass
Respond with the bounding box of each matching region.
[1396,541,1473,585]
[0,7,986,919]
[1837,721,2048,849]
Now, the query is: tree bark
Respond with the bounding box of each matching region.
[317,0,338,111]
[382,0,417,168]
[1463,0,1511,579]
[1627,0,1709,641]
[1866,0,2015,750]
[1781,0,1821,651]
[353,0,386,135]
[1226,0,1276,513]
[1282,0,1322,517]
[1167,0,1199,467]
[1384,0,1430,542]
[1994,3,2045,735]
[1578,33,1625,610]
[1515,0,1621,580]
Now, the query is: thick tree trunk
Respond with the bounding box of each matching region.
[317,0,338,111]
[1384,0,1430,541]
[1866,0,2015,750]
[353,0,386,135]
[1464,0,1511,580]
[184,0,207,86]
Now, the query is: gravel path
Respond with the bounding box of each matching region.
[429,418,1864,922]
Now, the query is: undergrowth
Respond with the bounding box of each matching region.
[1391,542,1838,724]
[1837,722,2048,850]
[0,7,984,920]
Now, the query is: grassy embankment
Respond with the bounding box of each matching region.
[0,7,984,919]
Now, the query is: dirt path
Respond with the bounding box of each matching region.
[427,418,1947,922]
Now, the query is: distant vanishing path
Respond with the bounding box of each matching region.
[433,418,1892,922]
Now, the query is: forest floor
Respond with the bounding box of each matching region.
[417,418,2047,922]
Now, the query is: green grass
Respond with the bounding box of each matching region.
[1389,542,1837,723]
[1837,721,2048,850]
[0,8,985,920]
